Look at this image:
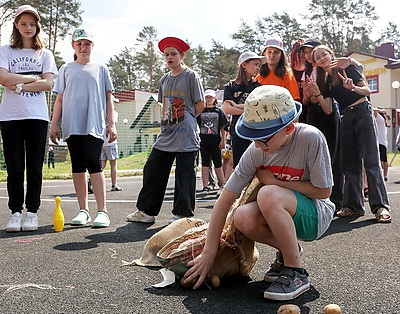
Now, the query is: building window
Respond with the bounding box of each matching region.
[366,75,379,93]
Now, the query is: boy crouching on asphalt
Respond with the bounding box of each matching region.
[183,85,335,301]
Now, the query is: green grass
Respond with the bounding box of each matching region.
[0,151,150,182]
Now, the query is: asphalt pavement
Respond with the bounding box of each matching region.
[0,168,399,314]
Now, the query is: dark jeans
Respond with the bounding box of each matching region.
[340,101,389,214]
[0,119,48,213]
[307,102,343,209]
[137,148,197,217]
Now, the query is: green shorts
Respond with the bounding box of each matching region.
[292,191,318,241]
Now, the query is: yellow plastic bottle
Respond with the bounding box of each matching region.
[53,196,64,232]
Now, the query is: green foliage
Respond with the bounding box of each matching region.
[0,0,82,64]
[305,0,378,55]
[378,22,400,58]
[104,0,396,92]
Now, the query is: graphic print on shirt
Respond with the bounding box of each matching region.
[200,111,219,135]
[167,96,185,124]
[258,165,305,181]
[11,56,43,98]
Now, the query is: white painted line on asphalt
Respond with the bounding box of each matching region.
[0,196,214,203]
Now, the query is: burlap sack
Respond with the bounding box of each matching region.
[156,176,262,281]
[122,218,207,267]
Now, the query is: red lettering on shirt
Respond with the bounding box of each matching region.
[258,165,304,181]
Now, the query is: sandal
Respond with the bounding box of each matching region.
[335,207,364,217]
[375,208,392,223]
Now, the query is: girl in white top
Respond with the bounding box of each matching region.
[50,28,116,228]
[0,5,58,232]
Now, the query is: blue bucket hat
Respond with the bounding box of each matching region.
[235,85,302,140]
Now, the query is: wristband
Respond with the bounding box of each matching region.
[314,93,322,97]
[351,87,355,92]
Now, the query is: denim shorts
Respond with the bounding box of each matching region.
[292,191,318,241]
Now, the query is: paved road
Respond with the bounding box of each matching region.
[0,168,399,313]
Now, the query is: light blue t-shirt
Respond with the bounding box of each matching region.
[53,61,113,141]
[155,68,204,152]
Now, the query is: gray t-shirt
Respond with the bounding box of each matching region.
[225,123,335,239]
[53,61,113,141]
[155,68,204,152]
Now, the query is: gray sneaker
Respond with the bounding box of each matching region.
[264,267,310,301]
[264,244,304,282]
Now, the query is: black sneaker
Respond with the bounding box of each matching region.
[264,267,310,301]
[264,244,304,282]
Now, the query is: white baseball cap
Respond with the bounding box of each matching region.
[204,89,216,97]
[238,51,267,65]
[264,37,284,52]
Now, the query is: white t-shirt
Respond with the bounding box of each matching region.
[53,61,113,141]
[375,113,388,147]
[225,123,335,239]
[0,45,58,122]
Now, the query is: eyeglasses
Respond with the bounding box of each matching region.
[255,134,274,147]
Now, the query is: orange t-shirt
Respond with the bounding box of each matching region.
[256,71,300,101]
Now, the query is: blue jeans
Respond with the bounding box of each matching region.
[340,101,389,214]
[0,119,48,213]
[137,148,197,217]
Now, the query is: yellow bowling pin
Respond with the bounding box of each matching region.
[53,196,64,232]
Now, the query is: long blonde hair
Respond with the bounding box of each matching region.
[11,13,45,50]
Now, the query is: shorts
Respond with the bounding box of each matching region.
[378,144,387,162]
[101,142,119,160]
[66,135,103,174]
[292,191,318,241]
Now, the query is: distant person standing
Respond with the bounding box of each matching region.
[373,108,389,181]
[48,146,55,169]
[50,28,117,228]
[126,37,205,224]
[311,45,391,223]
[256,37,300,101]
[0,5,58,232]
[223,51,266,168]
[102,110,122,191]
[197,89,227,195]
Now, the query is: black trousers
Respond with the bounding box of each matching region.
[137,148,197,217]
[0,119,48,213]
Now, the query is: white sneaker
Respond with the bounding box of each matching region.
[92,211,110,228]
[22,212,39,231]
[6,212,22,232]
[71,209,92,225]
[126,210,155,223]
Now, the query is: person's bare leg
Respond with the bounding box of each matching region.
[214,167,225,187]
[110,159,117,186]
[234,185,300,268]
[73,172,89,210]
[90,172,107,212]
[201,166,209,188]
